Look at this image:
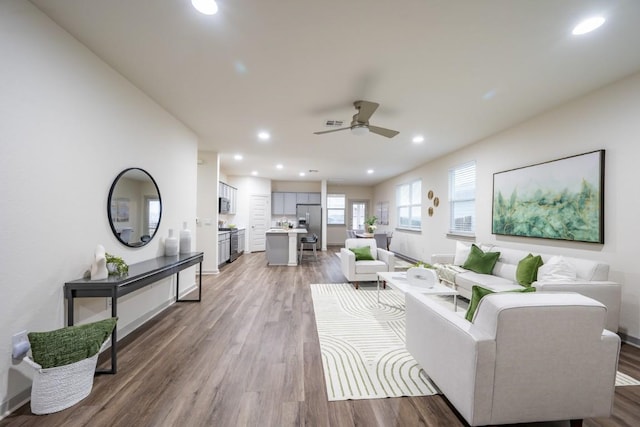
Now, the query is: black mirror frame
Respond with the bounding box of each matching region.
[107,167,162,248]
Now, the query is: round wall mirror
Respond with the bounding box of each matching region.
[108,168,162,247]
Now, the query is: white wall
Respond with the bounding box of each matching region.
[326,185,375,245]
[0,0,198,415]
[375,71,640,342]
[227,176,272,252]
[196,151,220,274]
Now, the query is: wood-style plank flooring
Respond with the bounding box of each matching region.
[3,248,640,426]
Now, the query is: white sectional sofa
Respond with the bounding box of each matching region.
[431,242,621,332]
[406,291,620,426]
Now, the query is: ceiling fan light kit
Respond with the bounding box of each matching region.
[351,125,369,136]
[314,100,399,138]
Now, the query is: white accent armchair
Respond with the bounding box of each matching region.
[340,238,395,289]
[406,291,620,426]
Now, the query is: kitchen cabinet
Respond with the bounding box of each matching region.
[272,192,284,215]
[218,231,230,266]
[272,192,321,215]
[283,193,297,215]
[219,181,237,214]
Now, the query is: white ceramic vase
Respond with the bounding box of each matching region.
[165,229,178,256]
[179,222,192,254]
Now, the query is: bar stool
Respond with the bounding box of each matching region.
[299,233,318,263]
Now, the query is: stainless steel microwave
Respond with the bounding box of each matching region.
[219,197,230,214]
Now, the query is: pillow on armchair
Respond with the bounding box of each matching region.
[465,285,536,322]
[350,246,375,261]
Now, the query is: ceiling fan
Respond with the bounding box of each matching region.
[314,100,399,138]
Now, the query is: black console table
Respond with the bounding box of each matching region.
[64,252,204,374]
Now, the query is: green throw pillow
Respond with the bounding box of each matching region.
[350,246,375,261]
[28,317,117,369]
[464,285,536,322]
[462,244,500,274]
[516,254,544,287]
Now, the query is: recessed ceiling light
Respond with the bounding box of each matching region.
[299,172,306,177]
[412,135,424,144]
[572,16,605,35]
[191,0,218,15]
[258,131,270,141]
[276,164,283,169]
[367,169,374,174]
[234,154,243,161]
[251,171,258,176]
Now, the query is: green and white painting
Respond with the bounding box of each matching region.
[492,150,604,243]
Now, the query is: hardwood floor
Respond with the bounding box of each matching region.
[3,248,640,426]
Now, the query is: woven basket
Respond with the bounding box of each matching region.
[24,352,100,415]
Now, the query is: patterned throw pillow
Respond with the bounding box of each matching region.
[28,317,117,368]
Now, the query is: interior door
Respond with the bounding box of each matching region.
[249,195,269,252]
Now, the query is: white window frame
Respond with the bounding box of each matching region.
[396,179,422,231]
[449,161,476,235]
[327,193,346,225]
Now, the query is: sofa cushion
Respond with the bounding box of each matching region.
[28,317,117,369]
[462,244,500,274]
[516,254,544,287]
[456,271,523,293]
[538,256,577,282]
[453,241,472,265]
[465,285,536,322]
[350,246,375,261]
[355,260,387,274]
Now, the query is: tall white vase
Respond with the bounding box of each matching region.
[179,222,192,254]
[165,229,178,256]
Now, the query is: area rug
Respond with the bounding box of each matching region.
[310,283,640,402]
[310,283,439,401]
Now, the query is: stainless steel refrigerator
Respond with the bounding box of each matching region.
[296,204,322,249]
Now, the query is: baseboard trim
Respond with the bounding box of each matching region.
[1,282,198,420]
[0,388,30,421]
[619,332,640,348]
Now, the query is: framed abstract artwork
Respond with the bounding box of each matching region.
[492,150,604,243]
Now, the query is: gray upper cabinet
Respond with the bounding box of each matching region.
[272,192,321,215]
[272,192,284,215]
[308,192,321,204]
[283,193,297,215]
[219,181,237,214]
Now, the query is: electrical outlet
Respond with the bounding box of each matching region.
[106,297,112,309]
[12,330,30,359]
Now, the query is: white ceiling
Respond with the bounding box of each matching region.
[30,0,640,185]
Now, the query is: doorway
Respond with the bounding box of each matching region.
[249,195,269,252]
[349,200,368,230]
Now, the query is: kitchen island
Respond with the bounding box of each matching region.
[265,228,308,266]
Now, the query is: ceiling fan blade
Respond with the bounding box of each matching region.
[368,125,399,138]
[313,127,351,135]
[354,100,379,123]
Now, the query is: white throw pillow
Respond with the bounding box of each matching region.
[537,256,577,282]
[453,241,472,266]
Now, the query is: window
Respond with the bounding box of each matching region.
[327,194,346,225]
[396,179,421,230]
[350,201,367,230]
[449,161,476,234]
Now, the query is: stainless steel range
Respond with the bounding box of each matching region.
[219,228,239,263]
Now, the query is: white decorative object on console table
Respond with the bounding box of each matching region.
[90,244,108,280]
[179,222,192,254]
[164,229,178,256]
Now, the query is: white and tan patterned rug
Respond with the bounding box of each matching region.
[311,283,438,401]
[310,283,640,402]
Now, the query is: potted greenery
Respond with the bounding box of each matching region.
[105,253,129,276]
[364,215,378,233]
